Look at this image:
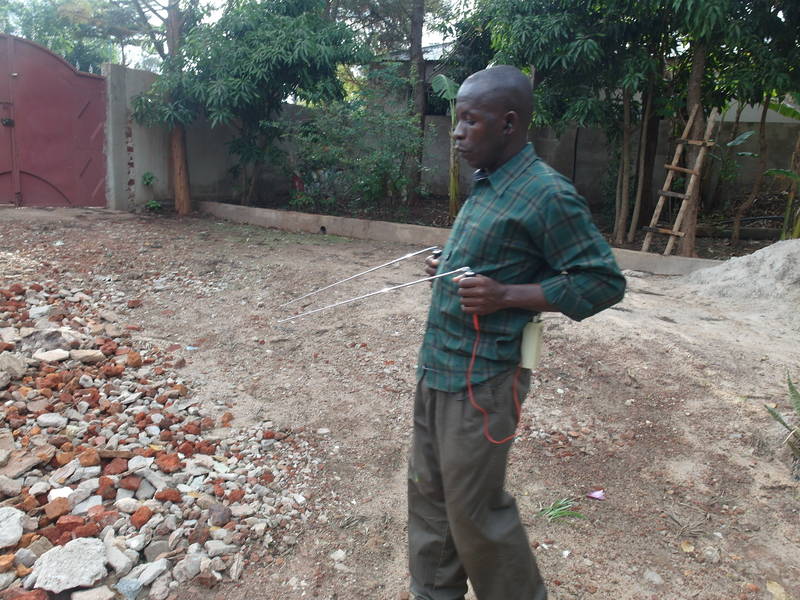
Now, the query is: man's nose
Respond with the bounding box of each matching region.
[452,122,465,140]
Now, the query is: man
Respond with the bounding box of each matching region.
[408,65,626,600]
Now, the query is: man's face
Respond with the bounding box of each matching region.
[452,90,508,173]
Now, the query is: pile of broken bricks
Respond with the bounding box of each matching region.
[1,281,328,600]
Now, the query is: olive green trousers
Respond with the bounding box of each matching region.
[408,368,547,600]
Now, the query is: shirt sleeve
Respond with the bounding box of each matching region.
[535,185,626,321]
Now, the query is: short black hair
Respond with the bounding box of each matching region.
[458,65,533,124]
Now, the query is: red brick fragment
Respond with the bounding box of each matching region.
[227,489,245,503]
[73,522,100,538]
[154,488,182,503]
[103,457,128,475]
[78,447,101,467]
[119,475,142,491]
[44,497,71,520]
[130,506,153,529]
[155,453,182,473]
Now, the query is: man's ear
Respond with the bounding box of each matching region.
[503,111,519,133]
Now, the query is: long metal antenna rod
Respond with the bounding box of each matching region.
[277,266,470,323]
[280,246,440,308]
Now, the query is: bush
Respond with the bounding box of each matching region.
[280,66,422,215]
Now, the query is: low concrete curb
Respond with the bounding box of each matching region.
[198,201,721,276]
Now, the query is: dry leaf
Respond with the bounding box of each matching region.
[680,541,695,553]
[766,581,787,600]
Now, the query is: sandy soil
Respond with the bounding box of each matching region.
[1,206,798,600]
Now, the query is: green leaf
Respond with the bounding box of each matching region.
[765,405,794,432]
[769,100,800,122]
[726,130,755,147]
[431,74,460,101]
[736,152,759,157]
[789,374,800,416]
[765,169,800,183]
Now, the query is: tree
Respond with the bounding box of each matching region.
[477,0,800,255]
[134,0,364,206]
[1,0,131,72]
[431,73,460,219]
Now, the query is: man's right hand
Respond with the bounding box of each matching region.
[424,253,440,277]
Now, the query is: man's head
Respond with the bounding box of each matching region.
[453,65,533,173]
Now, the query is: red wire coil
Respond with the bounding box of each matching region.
[466,314,522,445]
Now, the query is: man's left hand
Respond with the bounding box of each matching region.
[456,274,507,315]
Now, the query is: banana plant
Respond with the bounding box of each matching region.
[432,74,461,220]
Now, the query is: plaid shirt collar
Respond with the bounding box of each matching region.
[472,143,539,196]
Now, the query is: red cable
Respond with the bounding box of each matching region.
[466,314,522,445]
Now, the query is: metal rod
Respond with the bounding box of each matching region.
[277,266,470,323]
[280,246,440,307]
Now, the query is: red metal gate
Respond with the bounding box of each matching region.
[0,34,106,207]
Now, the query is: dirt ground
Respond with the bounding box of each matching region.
[1,206,799,600]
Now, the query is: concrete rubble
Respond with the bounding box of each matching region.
[0,280,326,600]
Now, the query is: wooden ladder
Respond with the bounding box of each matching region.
[641,105,719,255]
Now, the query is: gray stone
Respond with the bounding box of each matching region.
[141,469,169,491]
[643,569,664,586]
[0,371,9,390]
[148,572,172,600]
[0,475,22,497]
[72,495,103,515]
[36,413,67,430]
[70,349,106,364]
[204,540,238,558]
[115,577,143,600]
[0,449,10,469]
[182,554,203,579]
[115,497,141,514]
[27,538,108,593]
[0,507,25,548]
[126,533,149,552]
[144,540,170,563]
[26,535,54,558]
[228,553,244,581]
[105,538,134,577]
[69,466,101,483]
[137,559,170,586]
[135,479,156,500]
[208,503,231,527]
[116,488,135,501]
[0,571,17,591]
[128,456,154,472]
[29,481,50,496]
[71,585,116,600]
[49,460,78,486]
[14,547,37,568]
[0,352,26,378]
[32,349,70,363]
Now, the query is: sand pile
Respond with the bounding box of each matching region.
[683,239,800,304]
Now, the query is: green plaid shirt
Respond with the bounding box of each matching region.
[417,143,625,392]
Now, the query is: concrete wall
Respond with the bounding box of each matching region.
[103,63,798,216]
[103,64,170,211]
[103,64,239,210]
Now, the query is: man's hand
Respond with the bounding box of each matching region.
[424,253,440,277]
[456,274,507,315]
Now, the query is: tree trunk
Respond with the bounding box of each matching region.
[406,0,425,208]
[448,128,460,220]
[627,85,653,242]
[166,0,191,215]
[732,94,771,245]
[613,89,632,245]
[170,124,191,215]
[679,41,707,257]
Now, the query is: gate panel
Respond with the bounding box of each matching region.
[0,34,106,207]
[0,39,14,205]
